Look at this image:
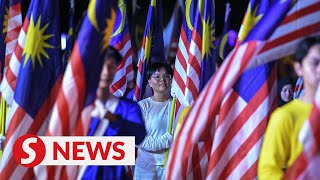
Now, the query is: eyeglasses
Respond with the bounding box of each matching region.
[151,74,172,81]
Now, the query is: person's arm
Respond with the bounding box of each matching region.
[138,132,173,152]
[258,109,292,180]
[107,100,147,145]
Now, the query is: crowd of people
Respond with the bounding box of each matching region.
[84,35,320,179]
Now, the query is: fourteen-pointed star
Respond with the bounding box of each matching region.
[103,9,116,50]
[3,7,9,35]
[23,14,54,68]
[143,28,153,62]
[238,3,263,42]
[202,17,215,59]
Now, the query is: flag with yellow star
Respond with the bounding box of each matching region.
[218,2,234,60]
[109,0,135,98]
[167,0,297,179]
[15,0,62,117]
[184,0,216,104]
[175,0,216,178]
[238,0,274,43]
[0,0,62,179]
[134,0,165,101]
[170,0,197,106]
[199,0,216,91]
[33,0,116,179]
[45,0,116,143]
[209,0,278,178]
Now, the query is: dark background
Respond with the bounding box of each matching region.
[21,0,250,48]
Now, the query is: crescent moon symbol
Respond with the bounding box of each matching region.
[111,0,126,37]
[88,0,99,31]
[186,0,193,31]
[219,33,229,59]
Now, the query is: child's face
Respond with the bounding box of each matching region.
[97,58,118,96]
[148,67,172,94]
[294,44,320,91]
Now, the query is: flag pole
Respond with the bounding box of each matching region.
[0,98,8,159]
[163,97,176,167]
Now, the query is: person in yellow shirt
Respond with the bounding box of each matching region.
[258,36,320,179]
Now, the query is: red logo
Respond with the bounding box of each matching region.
[13,134,46,167]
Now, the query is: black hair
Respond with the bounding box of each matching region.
[295,36,320,64]
[104,46,123,65]
[146,63,173,80]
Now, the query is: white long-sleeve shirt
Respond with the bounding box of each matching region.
[137,97,173,165]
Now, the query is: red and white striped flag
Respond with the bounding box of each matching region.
[2,0,22,77]
[0,0,23,105]
[0,0,62,179]
[133,0,165,101]
[170,0,218,178]
[284,82,320,179]
[170,0,197,127]
[204,0,278,179]
[35,1,117,179]
[109,0,134,97]
[166,0,307,179]
[165,4,183,65]
[255,0,320,66]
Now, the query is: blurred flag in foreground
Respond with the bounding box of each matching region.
[0,0,62,179]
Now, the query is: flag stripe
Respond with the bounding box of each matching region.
[1,18,26,105]
[110,31,134,96]
[255,1,320,66]
[167,41,260,179]
[208,75,276,178]
[0,78,60,178]
[230,139,262,180]
[283,0,317,17]
[168,1,315,179]
[58,92,70,136]
[48,43,84,136]
[217,91,238,127]
[214,66,277,153]
[261,13,320,53]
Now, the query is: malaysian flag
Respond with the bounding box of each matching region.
[36,0,116,179]
[204,0,277,179]
[170,0,197,128]
[109,0,134,97]
[166,0,296,179]
[172,0,216,106]
[0,0,24,106]
[171,0,197,107]
[211,62,277,179]
[254,0,320,67]
[0,0,22,104]
[218,2,233,60]
[170,0,217,178]
[238,0,271,43]
[0,0,62,179]
[133,0,165,101]
[284,82,320,179]
[0,1,6,143]
[164,4,183,65]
